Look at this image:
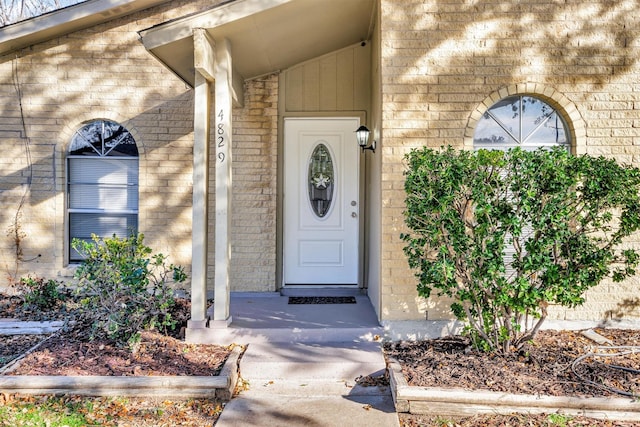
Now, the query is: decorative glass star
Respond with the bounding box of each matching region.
[312,173,331,189]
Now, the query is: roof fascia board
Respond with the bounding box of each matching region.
[139,0,293,51]
[0,0,169,55]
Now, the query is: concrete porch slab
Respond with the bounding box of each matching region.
[187,291,383,344]
[196,291,399,426]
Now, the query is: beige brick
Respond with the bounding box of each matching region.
[0,0,260,289]
[379,0,640,322]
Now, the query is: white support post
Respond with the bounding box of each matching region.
[189,29,215,329]
[189,71,211,329]
[210,37,234,328]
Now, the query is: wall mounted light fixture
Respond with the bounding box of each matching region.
[355,125,376,153]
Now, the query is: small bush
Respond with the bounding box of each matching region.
[18,275,64,310]
[72,233,187,347]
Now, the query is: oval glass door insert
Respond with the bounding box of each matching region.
[308,143,334,218]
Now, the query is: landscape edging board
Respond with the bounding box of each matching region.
[0,320,64,335]
[0,346,241,400]
[387,358,640,421]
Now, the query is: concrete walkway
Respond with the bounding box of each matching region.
[212,291,400,427]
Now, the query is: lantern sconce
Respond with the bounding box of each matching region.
[355,125,376,153]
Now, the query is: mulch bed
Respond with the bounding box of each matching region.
[386,329,640,427]
[3,330,232,376]
[0,293,231,426]
[0,335,45,366]
[0,293,231,376]
[384,328,640,399]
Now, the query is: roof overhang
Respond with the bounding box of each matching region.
[138,0,375,86]
[0,0,171,56]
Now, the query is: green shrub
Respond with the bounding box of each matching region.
[402,146,640,354]
[18,275,64,310]
[72,233,187,347]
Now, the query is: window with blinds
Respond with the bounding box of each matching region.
[472,95,571,280]
[67,120,138,262]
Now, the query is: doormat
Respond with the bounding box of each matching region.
[288,296,357,305]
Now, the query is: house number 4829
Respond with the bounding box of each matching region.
[217,109,226,163]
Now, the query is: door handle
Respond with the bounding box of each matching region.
[351,212,357,218]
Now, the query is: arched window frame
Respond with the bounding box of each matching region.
[465,84,586,154]
[473,95,571,151]
[467,88,585,280]
[66,120,139,262]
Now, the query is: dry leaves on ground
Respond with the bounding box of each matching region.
[0,393,224,427]
[384,329,640,398]
[5,330,232,377]
[1,294,232,426]
[398,412,640,427]
[387,328,640,427]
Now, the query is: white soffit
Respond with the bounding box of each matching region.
[139,0,375,85]
[0,0,170,55]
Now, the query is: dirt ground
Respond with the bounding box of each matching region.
[398,412,640,426]
[1,294,232,376]
[2,330,232,376]
[384,329,640,398]
[386,329,640,427]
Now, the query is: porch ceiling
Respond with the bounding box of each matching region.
[138,0,375,85]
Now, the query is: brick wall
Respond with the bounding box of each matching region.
[0,0,278,294]
[227,75,279,291]
[379,0,640,322]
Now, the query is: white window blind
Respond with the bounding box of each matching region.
[68,158,138,211]
[67,120,139,263]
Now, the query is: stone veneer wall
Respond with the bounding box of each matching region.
[379,0,640,322]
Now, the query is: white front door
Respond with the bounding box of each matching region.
[283,118,360,285]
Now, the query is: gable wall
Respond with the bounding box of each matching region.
[0,0,278,294]
[283,43,371,113]
[379,0,640,324]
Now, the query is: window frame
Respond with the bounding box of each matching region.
[66,120,139,263]
[473,95,571,151]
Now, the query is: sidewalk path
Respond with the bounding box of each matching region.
[215,341,399,426]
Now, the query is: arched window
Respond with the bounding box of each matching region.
[473,95,570,150]
[472,96,571,277]
[67,120,139,262]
